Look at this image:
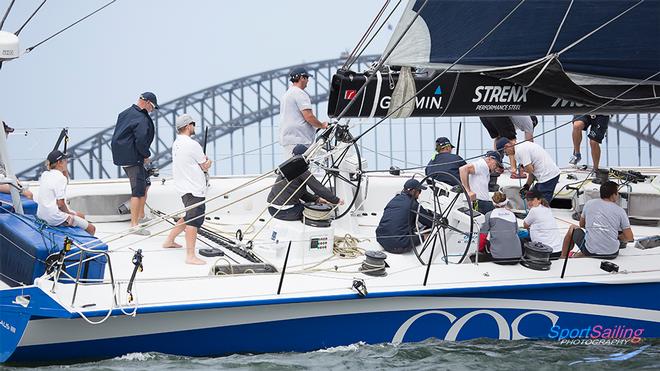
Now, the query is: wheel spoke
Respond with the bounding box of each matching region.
[441,193,461,219]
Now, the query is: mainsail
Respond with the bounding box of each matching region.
[328,0,660,118]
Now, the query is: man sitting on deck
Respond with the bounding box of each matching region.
[266,144,342,221]
[560,181,633,259]
[425,137,466,186]
[376,178,434,254]
[36,150,96,235]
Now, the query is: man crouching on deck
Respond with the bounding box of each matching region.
[162,114,212,265]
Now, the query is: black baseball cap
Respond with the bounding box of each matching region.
[495,137,511,151]
[3,121,14,133]
[435,137,454,148]
[289,67,312,80]
[140,92,159,109]
[485,150,502,166]
[404,178,427,191]
[47,150,70,165]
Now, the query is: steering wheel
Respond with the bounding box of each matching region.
[412,171,477,265]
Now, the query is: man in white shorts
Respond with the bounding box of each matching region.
[279,67,328,157]
[37,150,96,235]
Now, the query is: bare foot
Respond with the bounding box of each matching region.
[186,256,206,265]
[162,242,183,249]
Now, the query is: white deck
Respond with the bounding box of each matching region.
[8,166,660,314]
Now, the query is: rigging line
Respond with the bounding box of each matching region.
[352,0,528,143]
[546,0,573,55]
[0,0,16,30]
[24,0,119,54]
[342,0,391,70]
[346,0,403,71]
[15,0,47,36]
[334,0,431,122]
[557,0,644,56]
[78,170,277,250]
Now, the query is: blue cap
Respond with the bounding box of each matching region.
[495,137,510,151]
[289,67,312,80]
[404,178,427,191]
[485,150,502,165]
[292,144,308,155]
[140,92,159,109]
[435,137,454,148]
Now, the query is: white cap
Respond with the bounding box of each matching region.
[175,114,195,130]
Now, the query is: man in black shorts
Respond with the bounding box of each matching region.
[111,92,158,235]
[162,114,212,265]
[569,115,610,171]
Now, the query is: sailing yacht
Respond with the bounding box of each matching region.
[1,0,659,364]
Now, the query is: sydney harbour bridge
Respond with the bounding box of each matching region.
[16,55,660,181]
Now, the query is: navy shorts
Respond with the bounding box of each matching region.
[533,175,560,202]
[182,193,206,228]
[573,115,609,144]
[480,117,516,140]
[123,165,147,197]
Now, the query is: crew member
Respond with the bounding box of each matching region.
[425,137,466,186]
[162,114,212,265]
[480,116,536,179]
[561,181,633,259]
[470,192,521,264]
[459,151,503,214]
[36,150,96,235]
[497,137,560,203]
[376,178,434,254]
[523,189,562,257]
[111,92,157,235]
[266,144,342,221]
[0,121,33,199]
[279,67,328,157]
[569,114,610,171]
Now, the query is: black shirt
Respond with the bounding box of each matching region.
[426,152,467,186]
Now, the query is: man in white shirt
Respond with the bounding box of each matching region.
[36,150,95,235]
[279,67,328,157]
[459,151,503,214]
[162,114,212,265]
[480,116,537,179]
[498,137,561,203]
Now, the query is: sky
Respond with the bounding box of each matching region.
[0,0,400,171]
[0,0,656,175]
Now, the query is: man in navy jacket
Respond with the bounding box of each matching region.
[111,92,157,235]
[376,178,435,254]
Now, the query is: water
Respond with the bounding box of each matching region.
[3,339,658,370]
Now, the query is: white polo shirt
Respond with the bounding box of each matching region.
[36,169,69,226]
[469,158,491,202]
[514,142,560,183]
[172,134,207,198]
[279,86,314,146]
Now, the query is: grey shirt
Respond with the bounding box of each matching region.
[480,207,522,259]
[583,198,631,255]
